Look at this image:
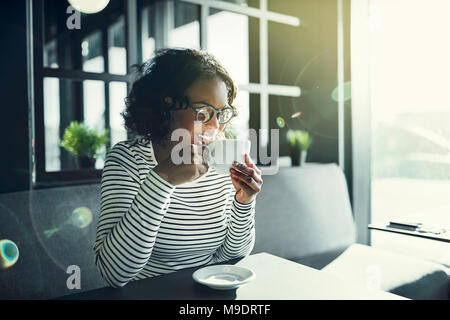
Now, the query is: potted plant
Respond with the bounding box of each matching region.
[286,129,313,166]
[223,124,237,139]
[60,121,109,169]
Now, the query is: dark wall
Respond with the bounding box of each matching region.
[266,0,349,164]
[0,0,30,193]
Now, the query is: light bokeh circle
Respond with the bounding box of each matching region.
[0,239,19,269]
[71,207,93,229]
[276,116,285,128]
[67,0,110,14]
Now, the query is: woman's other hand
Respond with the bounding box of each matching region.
[230,153,263,204]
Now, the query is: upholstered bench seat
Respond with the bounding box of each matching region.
[322,243,450,300]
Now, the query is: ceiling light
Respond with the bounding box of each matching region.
[67,0,110,14]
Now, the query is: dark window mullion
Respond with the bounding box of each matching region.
[136,0,143,66]
[58,30,82,171]
[35,0,136,186]
[34,0,45,176]
[125,0,139,141]
[103,27,111,148]
[125,0,139,69]
[41,68,131,82]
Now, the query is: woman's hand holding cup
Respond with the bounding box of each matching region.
[229,153,263,204]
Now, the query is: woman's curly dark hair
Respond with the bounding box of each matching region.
[122,48,238,145]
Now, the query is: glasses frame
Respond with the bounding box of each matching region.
[189,104,237,124]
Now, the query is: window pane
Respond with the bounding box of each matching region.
[108,16,127,75]
[42,0,62,69]
[109,82,128,146]
[42,78,108,172]
[169,2,200,49]
[43,39,58,68]
[232,90,250,141]
[83,80,106,169]
[82,31,104,73]
[43,77,61,172]
[267,0,301,16]
[141,3,156,62]
[42,0,125,72]
[370,0,450,229]
[208,8,250,85]
[268,95,306,158]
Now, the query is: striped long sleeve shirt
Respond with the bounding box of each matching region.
[93,137,256,288]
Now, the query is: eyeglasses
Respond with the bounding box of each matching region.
[189,104,236,124]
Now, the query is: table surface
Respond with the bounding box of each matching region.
[369,223,450,243]
[59,253,406,300]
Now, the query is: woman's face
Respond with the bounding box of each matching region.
[168,77,229,145]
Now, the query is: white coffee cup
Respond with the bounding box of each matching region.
[206,139,251,175]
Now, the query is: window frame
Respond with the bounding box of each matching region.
[32,0,136,189]
[157,0,302,175]
[32,0,303,188]
[351,0,450,245]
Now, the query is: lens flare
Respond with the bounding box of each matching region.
[43,227,63,239]
[276,116,285,128]
[43,206,94,238]
[71,207,93,229]
[0,239,19,269]
[331,81,352,102]
[291,111,302,119]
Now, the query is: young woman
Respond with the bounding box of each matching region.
[93,48,263,287]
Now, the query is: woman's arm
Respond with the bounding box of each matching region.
[93,143,176,287]
[211,153,262,262]
[211,193,256,263]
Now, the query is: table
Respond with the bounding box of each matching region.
[59,252,406,300]
[369,223,450,243]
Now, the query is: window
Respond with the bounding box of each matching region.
[171,1,200,49]
[369,0,450,229]
[34,0,302,186]
[207,8,253,141]
[34,0,131,187]
[139,0,301,170]
[353,0,450,265]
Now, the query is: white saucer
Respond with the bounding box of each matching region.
[192,265,256,290]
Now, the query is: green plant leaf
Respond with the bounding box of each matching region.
[286,129,312,151]
[223,124,237,139]
[60,121,109,159]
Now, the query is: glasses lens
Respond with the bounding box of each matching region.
[218,108,234,124]
[197,106,214,123]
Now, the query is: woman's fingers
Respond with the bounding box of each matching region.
[230,167,261,192]
[244,153,262,175]
[232,160,263,185]
[230,174,253,193]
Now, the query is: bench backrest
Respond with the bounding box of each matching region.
[0,163,356,298]
[252,164,356,259]
[0,184,106,299]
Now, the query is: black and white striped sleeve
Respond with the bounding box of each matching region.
[211,192,256,263]
[93,144,176,287]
